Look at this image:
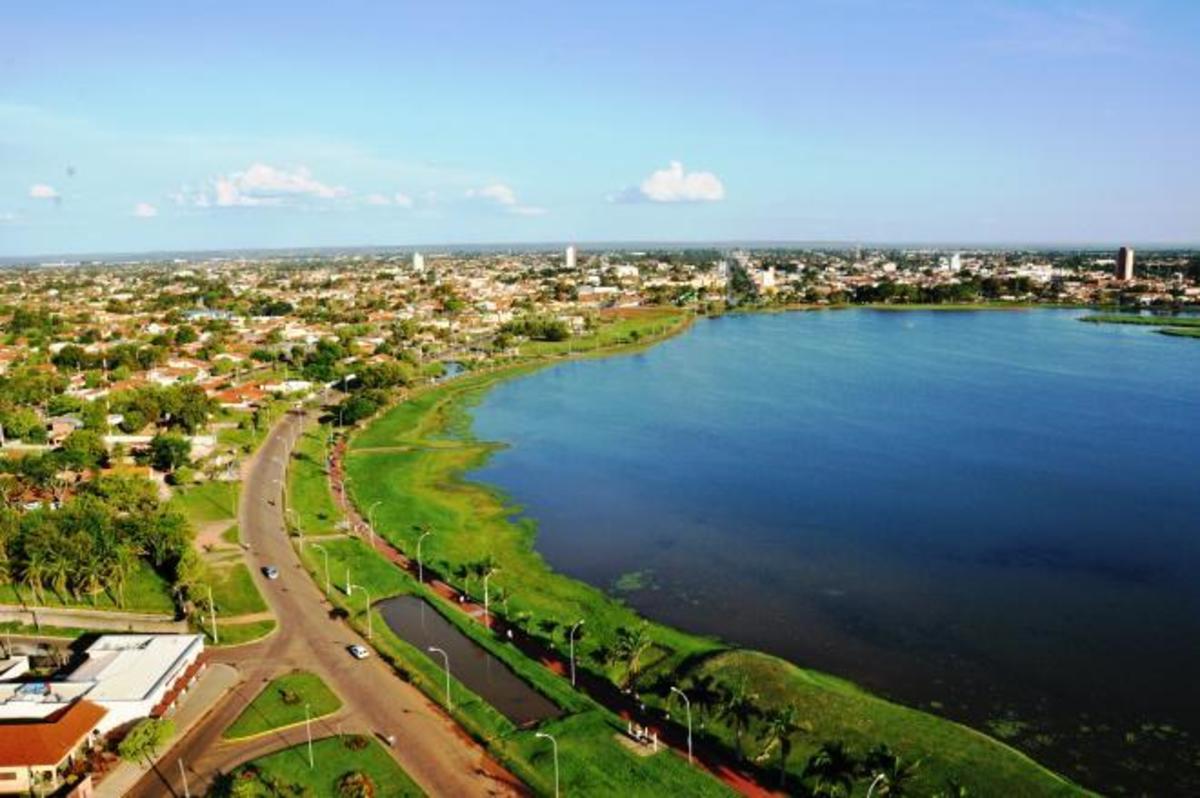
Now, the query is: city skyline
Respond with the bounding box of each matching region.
[3,0,1199,257]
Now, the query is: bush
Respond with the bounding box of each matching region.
[167,466,196,486]
[336,771,375,798]
[343,734,370,751]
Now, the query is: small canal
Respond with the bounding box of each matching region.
[377,595,561,725]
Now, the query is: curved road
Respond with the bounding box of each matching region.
[129,408,522,797]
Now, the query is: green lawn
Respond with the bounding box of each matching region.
[223,671,342,740]
[209,617,276,647]
[220,735,424,797]
[207,562,268,616]
[170,480,239,526]
[287,426,344,536]
[0,559,177,614]
[1160,326,1200,338]
[1080,313,1200,327]
[518,307,690,358]
[341,357,1088,797]
[220,524,241,545]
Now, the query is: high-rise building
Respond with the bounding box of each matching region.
[565,245,577,270]
[412,251,425,272]
[950,252,963,272]
[1115,247,1135,280]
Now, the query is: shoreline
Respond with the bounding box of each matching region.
[342,305,1088,796]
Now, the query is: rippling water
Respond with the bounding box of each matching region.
[469,309,1200,792]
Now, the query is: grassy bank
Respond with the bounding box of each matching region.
[224,670,342,740]
[218,735,424,797]
[286,426,343,536]
[341,315,1086,796]
[1080,312,1200,340]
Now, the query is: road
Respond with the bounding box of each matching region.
[128,408,523,798]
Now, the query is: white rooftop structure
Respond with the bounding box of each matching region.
[0,635,204,734]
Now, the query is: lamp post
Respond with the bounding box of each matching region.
[305,703,314,769]
[535,732,560,798]
[206,584,218,645]
[483,568,500,627]
[867,774,886,798]
[416,528,432,583]
[670,686,693,764]
[312,543,330,595]
[428,646,452,709]
[568,620,585,687]
[367,501,381,546]
[348,584,372,640]
[178,757,190,798]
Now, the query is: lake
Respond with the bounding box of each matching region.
[468,309,1200,793]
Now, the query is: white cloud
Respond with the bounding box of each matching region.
[364,191,415,208]
[133,202,158,218]
[179,163,349,208]
[611,161,725,203]
[466,184,518,206]
[465,183,545,216]
[29,183,59,200]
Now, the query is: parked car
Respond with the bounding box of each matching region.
[348,644,370,660]
[262,566,280,580]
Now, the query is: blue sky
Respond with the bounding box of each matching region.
[2,0,1198,256]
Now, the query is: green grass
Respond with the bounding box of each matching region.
[170,480,239,526]
[517,307,691,358]
[668,650,1080,796]
[220,524,241,545]
[0,621,92,638]
[287,426,344,536]
[206,562,268,616]
[224,735,424,797]
[341,357,1088,797]
[210,617,276,647]
[0,559,177,614]
[1160,326,1200,338]
[1080,313,1200,327]
[223,670,343,740]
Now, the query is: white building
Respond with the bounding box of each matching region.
[565,245,577,270]
[412,251,425,272]
[0,634,206,735]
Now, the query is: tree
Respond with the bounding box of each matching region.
[804,741,857,798]
[718,677,761,759]
[612,623,652,688]
[59,429,108,471]
[149,433,191,472]
[757,704,802,786]
[117,717,175,764]
[860,745,921,797]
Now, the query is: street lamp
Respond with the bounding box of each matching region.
[206,585,218,645]
[568,620,585,687]
[312,543,330,595]
[348,584,372,640]
[305,703,314,769]
[367,501,381,546]
[670,686,693,764]
[867,774,887,798]
[416,528,433,583]
[428,646,452,709]
[535,732,560,798]
[483,568,500,627]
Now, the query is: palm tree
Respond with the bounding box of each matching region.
[612,623,653,688]
[861,744,920,796]
[757,704,802,786]
[20,548,47,605]
[717,677,760,759]
[108,542,141,608]
[804,741,856,798]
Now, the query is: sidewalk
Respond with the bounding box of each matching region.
[95,662,239,797]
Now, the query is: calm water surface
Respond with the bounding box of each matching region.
[469,309,1200,792]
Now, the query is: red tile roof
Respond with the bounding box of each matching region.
[0,700,107,768]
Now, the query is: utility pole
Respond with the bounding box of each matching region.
[178,758,191,798]
[305,703,314,769]
[206,584,218,645]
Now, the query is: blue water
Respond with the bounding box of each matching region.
[469,309,1200,790]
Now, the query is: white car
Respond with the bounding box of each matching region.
[262,566,280,580]
[348,644,370,660]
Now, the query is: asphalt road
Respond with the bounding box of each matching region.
[128,408,523,798]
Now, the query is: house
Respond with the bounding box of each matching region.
[0,699,107,794]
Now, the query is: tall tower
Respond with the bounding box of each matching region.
[1115,247,1135,281]
[565,245,577,270]
[412,251,425,272]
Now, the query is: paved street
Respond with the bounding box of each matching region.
[127,409,523,798]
